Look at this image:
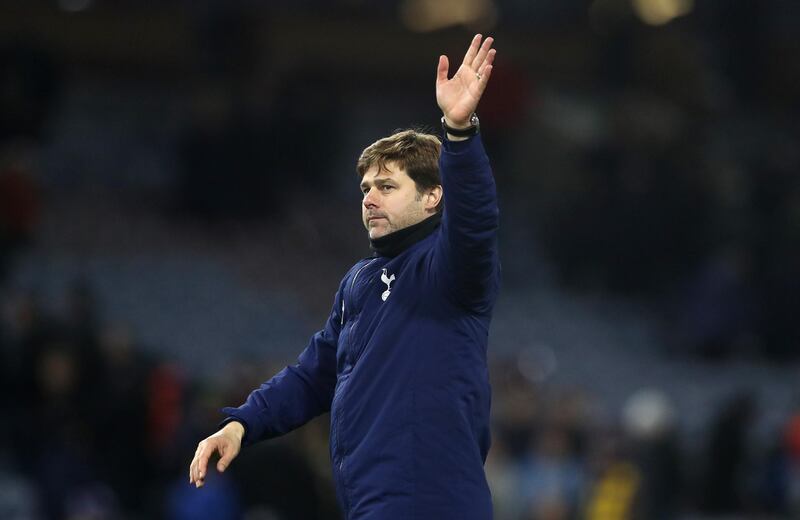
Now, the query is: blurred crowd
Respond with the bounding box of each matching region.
[3,284,800,519]
[487,364,800,519]
[1,0,799,518]
[0,282,341,519]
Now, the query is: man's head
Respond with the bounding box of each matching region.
[357,130,443,240]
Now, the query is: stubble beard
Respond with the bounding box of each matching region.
[365,195,427,240]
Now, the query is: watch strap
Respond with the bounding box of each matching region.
[441,113,480,137]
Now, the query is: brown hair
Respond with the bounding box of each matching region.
[357,129,443,212]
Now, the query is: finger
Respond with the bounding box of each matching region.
[477,65,494,92]
[217,444,236,473]
[190,454,201,483]
[461,34,482,66]
[193,454,205,488]
[478,49,496,75]
[191,448,201,482]
[189,445,202,483]
[436,55,449,84]
[471,37,494,71]
[217,456,231,472]
[191,449,203,482]
[197,445,214,482]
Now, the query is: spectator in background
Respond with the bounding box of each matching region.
[1,283,159,519]
[621,388,682,519]
[584,433,641,520]
[4,289,54,426]
[485,435,525,520]
[28,343,103,518]
[0,143,41,281]
[699,392,757,514]
[517,425,585,519]
[92,323,152,511]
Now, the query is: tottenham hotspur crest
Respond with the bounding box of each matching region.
[380,268,395,301]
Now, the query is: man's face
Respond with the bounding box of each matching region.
[360,161,438,240]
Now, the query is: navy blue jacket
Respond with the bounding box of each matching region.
[223,134,500,519]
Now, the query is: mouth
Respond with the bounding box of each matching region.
[367,216,386,223]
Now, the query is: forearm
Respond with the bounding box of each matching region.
[440,134,498,235]
[222,361,333,445]
[219,419,245,442]
[436,134,500,311]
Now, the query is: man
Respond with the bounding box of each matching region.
[189,34,500,519]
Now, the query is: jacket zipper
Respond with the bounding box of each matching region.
[335,258,376,518]
[341,258,376,326]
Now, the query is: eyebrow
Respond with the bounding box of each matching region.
[360,176,396,191]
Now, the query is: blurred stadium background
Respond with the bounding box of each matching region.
[1,0,799,518]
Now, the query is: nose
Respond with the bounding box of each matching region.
[363,188,378,208]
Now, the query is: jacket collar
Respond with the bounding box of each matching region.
[369,213,441,258]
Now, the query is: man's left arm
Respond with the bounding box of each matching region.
[433,35,500,314]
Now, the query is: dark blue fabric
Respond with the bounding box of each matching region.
[222,134,500,519]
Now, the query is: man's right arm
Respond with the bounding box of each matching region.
[221,281,345,444]
[221,318,340,444]
[189,276,346,487]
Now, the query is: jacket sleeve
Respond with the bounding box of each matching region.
[220,280,344,446]
[433,133,501,314]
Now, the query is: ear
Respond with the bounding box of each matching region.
[424,185,443,212]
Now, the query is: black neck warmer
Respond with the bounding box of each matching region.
[369,213,442,258]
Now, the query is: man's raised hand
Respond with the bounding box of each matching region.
[436,34,496,128]
[188,421,244,488]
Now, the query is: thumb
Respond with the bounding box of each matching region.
[436,55,449,84]
[217,446,235,473]
[217,457,230,473]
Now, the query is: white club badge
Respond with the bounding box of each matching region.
[380,268,396,301]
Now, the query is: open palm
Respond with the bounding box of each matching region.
[436,34,496,127]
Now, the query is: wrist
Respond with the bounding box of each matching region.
[443,115,471,129]
[223,420,245,442]
[441,113,480,141]
[446,132,470,142]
